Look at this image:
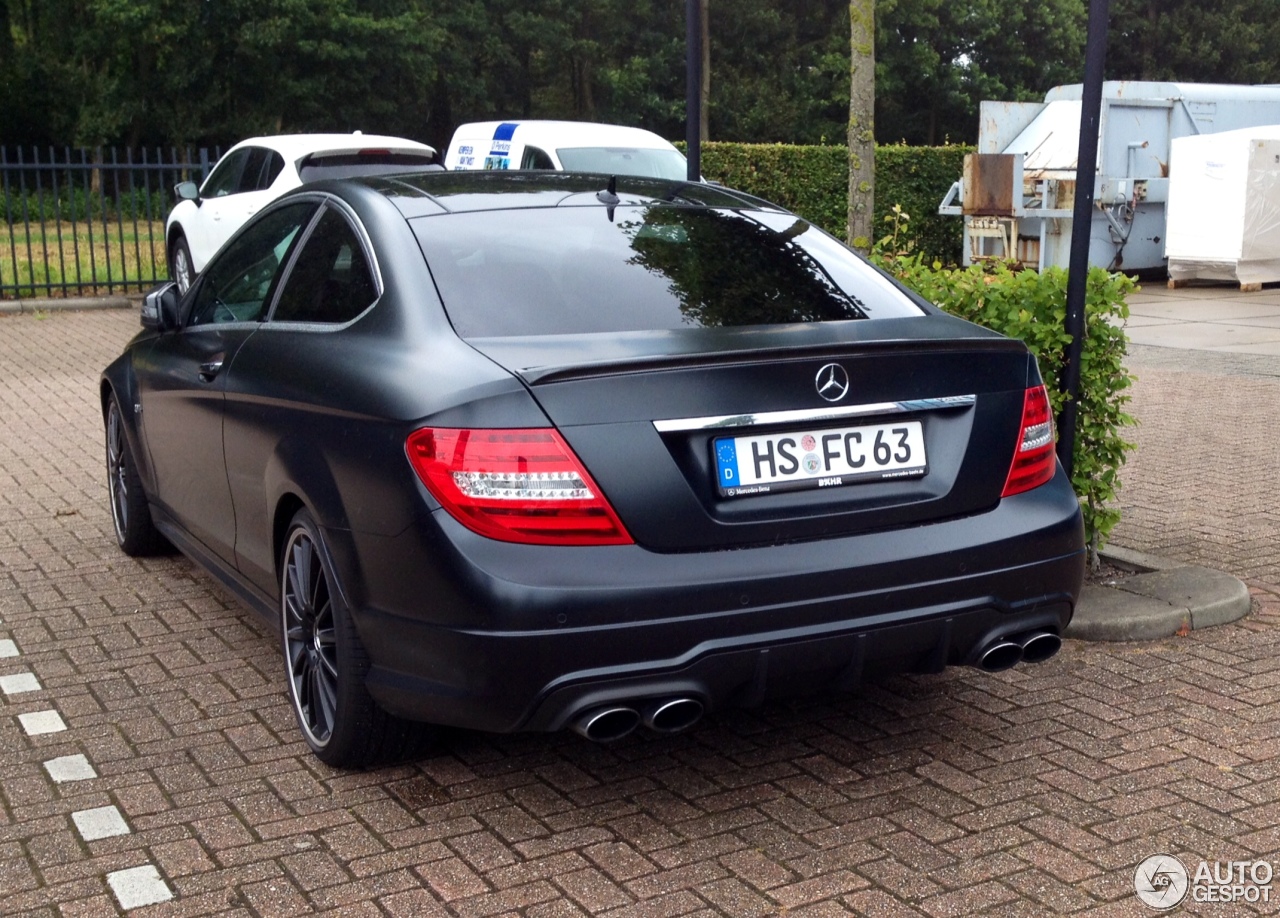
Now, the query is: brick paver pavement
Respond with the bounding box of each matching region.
[1,309,1278,916]
[1111,345,1280,584]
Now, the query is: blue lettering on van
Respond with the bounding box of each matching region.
[489,122,519,157]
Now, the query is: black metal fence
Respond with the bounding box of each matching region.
[1,146,217,299]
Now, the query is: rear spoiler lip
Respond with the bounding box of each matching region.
[294,146,438,170]
[470,335,1030,386]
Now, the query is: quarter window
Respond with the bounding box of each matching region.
[188,203,316,325]
[271,207,378,324]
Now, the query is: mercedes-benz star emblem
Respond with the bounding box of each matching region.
[815,363,850,402]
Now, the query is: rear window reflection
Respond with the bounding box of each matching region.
[413,205,924,337]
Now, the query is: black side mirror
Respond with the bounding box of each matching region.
[141,282,181,331]
[174,180,200,206]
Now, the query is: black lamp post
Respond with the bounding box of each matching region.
[1057,0,1111,478]
[685,0,702,182]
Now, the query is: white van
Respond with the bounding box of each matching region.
[444,120,688,180]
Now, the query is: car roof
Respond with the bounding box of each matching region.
[226,133,437,160]
[451,121,678,152]
[353,170,781,218]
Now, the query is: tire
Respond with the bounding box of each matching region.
[105,395,165,556]
[280,508,428,768]
[169,234,194,294]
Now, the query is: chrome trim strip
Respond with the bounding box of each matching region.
[652,395,975,433]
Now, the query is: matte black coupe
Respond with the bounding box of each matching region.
[102,172,1084,767]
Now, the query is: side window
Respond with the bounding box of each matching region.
[201,149,249,198]
[271,207,378,324]
[261,151,285,189]
[188,202,317,326]
[238,147,270,193]
[521,146,555,170]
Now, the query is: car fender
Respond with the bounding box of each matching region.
[165,201,197,243]
[262,430,350,548]
[100,354,157,494]
[259,432,375,617]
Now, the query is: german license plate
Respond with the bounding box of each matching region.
[714,420,927,497]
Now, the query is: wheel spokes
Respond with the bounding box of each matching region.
[283,528,339,746]
[106,405,129,534]
[288,540,313,613]
[312,665,337,733]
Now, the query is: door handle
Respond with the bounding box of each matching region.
[199,358,225,381]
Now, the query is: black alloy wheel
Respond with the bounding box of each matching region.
[282,517,340,750]
[280,509,427,767]
[105,395,164,556]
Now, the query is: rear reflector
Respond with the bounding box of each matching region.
[1001,385,1057,497]
[406,428,633,545]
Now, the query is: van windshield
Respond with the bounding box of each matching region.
[556,146,687,181]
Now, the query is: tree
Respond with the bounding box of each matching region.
[1106,0,1280,84]
[848,0,874,251]
[874,0,1086,145]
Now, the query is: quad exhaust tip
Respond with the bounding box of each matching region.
[977,640,1024,673]
[974,629,1062,672]
[573,697,705,742]
[572,706,641,742]
[643,698,704,734]
[1018,630,1062,664]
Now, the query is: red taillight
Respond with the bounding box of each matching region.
[1001,385,1057,497]
[405,428,633,546]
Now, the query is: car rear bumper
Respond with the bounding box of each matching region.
[338,472,1085,734]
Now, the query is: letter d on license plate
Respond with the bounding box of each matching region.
[714,420,927,497]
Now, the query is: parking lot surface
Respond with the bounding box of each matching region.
[1,307,1278,916]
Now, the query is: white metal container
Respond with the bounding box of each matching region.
[939,82,1280,272]
[1166,126,1280,286]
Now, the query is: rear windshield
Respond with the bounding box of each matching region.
[413,205,924,337]
[556,146,688,181]
[298,152,440,183]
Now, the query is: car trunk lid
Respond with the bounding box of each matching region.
[464,320,1037,552]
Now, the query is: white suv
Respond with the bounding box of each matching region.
[166,133,438,292]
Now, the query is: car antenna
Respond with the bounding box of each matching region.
[596,175,619,221]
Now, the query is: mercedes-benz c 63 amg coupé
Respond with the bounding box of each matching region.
[103,172,1084,767]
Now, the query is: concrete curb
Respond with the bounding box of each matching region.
[0,296,135,315]
[1067,545,1253,642]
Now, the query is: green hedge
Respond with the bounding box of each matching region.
[873,235,1136,565]
[1,187,171,223]
[875,145,969,263]
[688,141,972,263]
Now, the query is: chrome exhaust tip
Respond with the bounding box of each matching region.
[1018,630,1062,664]
[976,640,1023,673]
[572,706,641,742]
[642,697,704,734]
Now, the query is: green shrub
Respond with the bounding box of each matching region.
[686,141,972,263]
[1,187,171,223]
[873,223,1136,564]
